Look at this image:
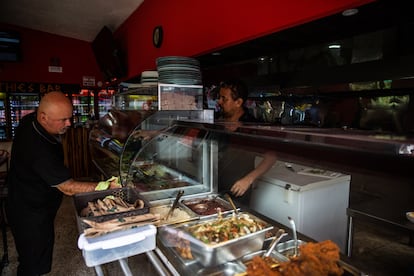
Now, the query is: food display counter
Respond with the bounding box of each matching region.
[83,116,385,275]
[84,111,414,275]
[128,121,367,275]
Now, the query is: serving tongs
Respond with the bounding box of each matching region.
[165,190,184,220]
[264,228,287,257]
[225,193,239,217]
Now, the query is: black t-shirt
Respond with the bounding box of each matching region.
[217,138,255,206]
[216,109,257,206]
[6,112,71,219]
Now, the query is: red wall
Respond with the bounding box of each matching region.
[0,0,374,85]
[0,24,102,86]
[116,0,374,80]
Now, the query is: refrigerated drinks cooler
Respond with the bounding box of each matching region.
[0,92,7,139]
[71,90,94,125]
[71,88,116,123]
[9,93,40,138]
[97,88,115,118]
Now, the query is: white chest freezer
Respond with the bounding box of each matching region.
[250,160,350,253]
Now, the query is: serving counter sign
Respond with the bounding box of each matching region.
[48,66,63,73]
[0,81,80,94]
[82,76,96,87]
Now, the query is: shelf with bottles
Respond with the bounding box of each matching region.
[72,90,93,125]
[97,88,115,118]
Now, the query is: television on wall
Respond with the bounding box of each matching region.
[0,30,21,62]
[92,26,126,82]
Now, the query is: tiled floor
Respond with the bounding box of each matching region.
[1,196,157,276]
[1,196,414,276]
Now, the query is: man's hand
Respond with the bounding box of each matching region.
[230,176,253,197]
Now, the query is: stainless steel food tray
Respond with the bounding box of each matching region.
[159,212,273,267]
[149,202,199,226]
[73,186,150,232]
[180,194,236,218]
[276,239,306,257]
[195,249,289,276]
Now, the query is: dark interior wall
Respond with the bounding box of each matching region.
[0,23,102,85]
[0,0,372,86]
[115,0,373,81]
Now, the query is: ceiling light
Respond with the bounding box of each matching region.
[328,44,341,49]
[342,8,358,17]
[211,52,221,56]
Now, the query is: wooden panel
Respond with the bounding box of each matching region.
[62,127,92,179]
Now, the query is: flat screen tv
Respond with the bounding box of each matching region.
[92,26,126,82]
[0,30,21,62]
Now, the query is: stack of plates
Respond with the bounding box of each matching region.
[156,56,202,85]
[141,71,158,84]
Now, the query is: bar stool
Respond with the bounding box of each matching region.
[0,150,9,273]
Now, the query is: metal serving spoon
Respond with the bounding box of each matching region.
[288,216,298,257]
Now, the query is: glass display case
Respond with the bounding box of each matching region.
[123,124,215,202]
[89,109,214,178]
[114,84,158,111]
[89,109,156,177]
[89,83,213,180]
[158,83,203,110]
[115,83,203,111]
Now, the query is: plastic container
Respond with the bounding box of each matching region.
[77,224,156,267]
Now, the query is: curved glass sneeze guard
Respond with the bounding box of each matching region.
[123,125,214,202]
[119,110,215,183]
[88,109,157,178]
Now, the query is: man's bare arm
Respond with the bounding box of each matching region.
[56,179,97,196]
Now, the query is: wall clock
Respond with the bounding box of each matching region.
[153,26,163,48]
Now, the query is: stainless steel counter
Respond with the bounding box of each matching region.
[150,206,367,276]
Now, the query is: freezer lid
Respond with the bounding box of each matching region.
[256,160,350,191]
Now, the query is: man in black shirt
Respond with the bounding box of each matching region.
[216,80,277,206]
[5,92,118,276]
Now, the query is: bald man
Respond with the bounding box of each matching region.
[5,92,116,275]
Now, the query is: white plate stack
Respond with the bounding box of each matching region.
[156,56,202,85]
[141,71,158,84]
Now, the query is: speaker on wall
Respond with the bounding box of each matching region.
[92,26,126,82]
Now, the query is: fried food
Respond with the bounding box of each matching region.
[246,240,343,276]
